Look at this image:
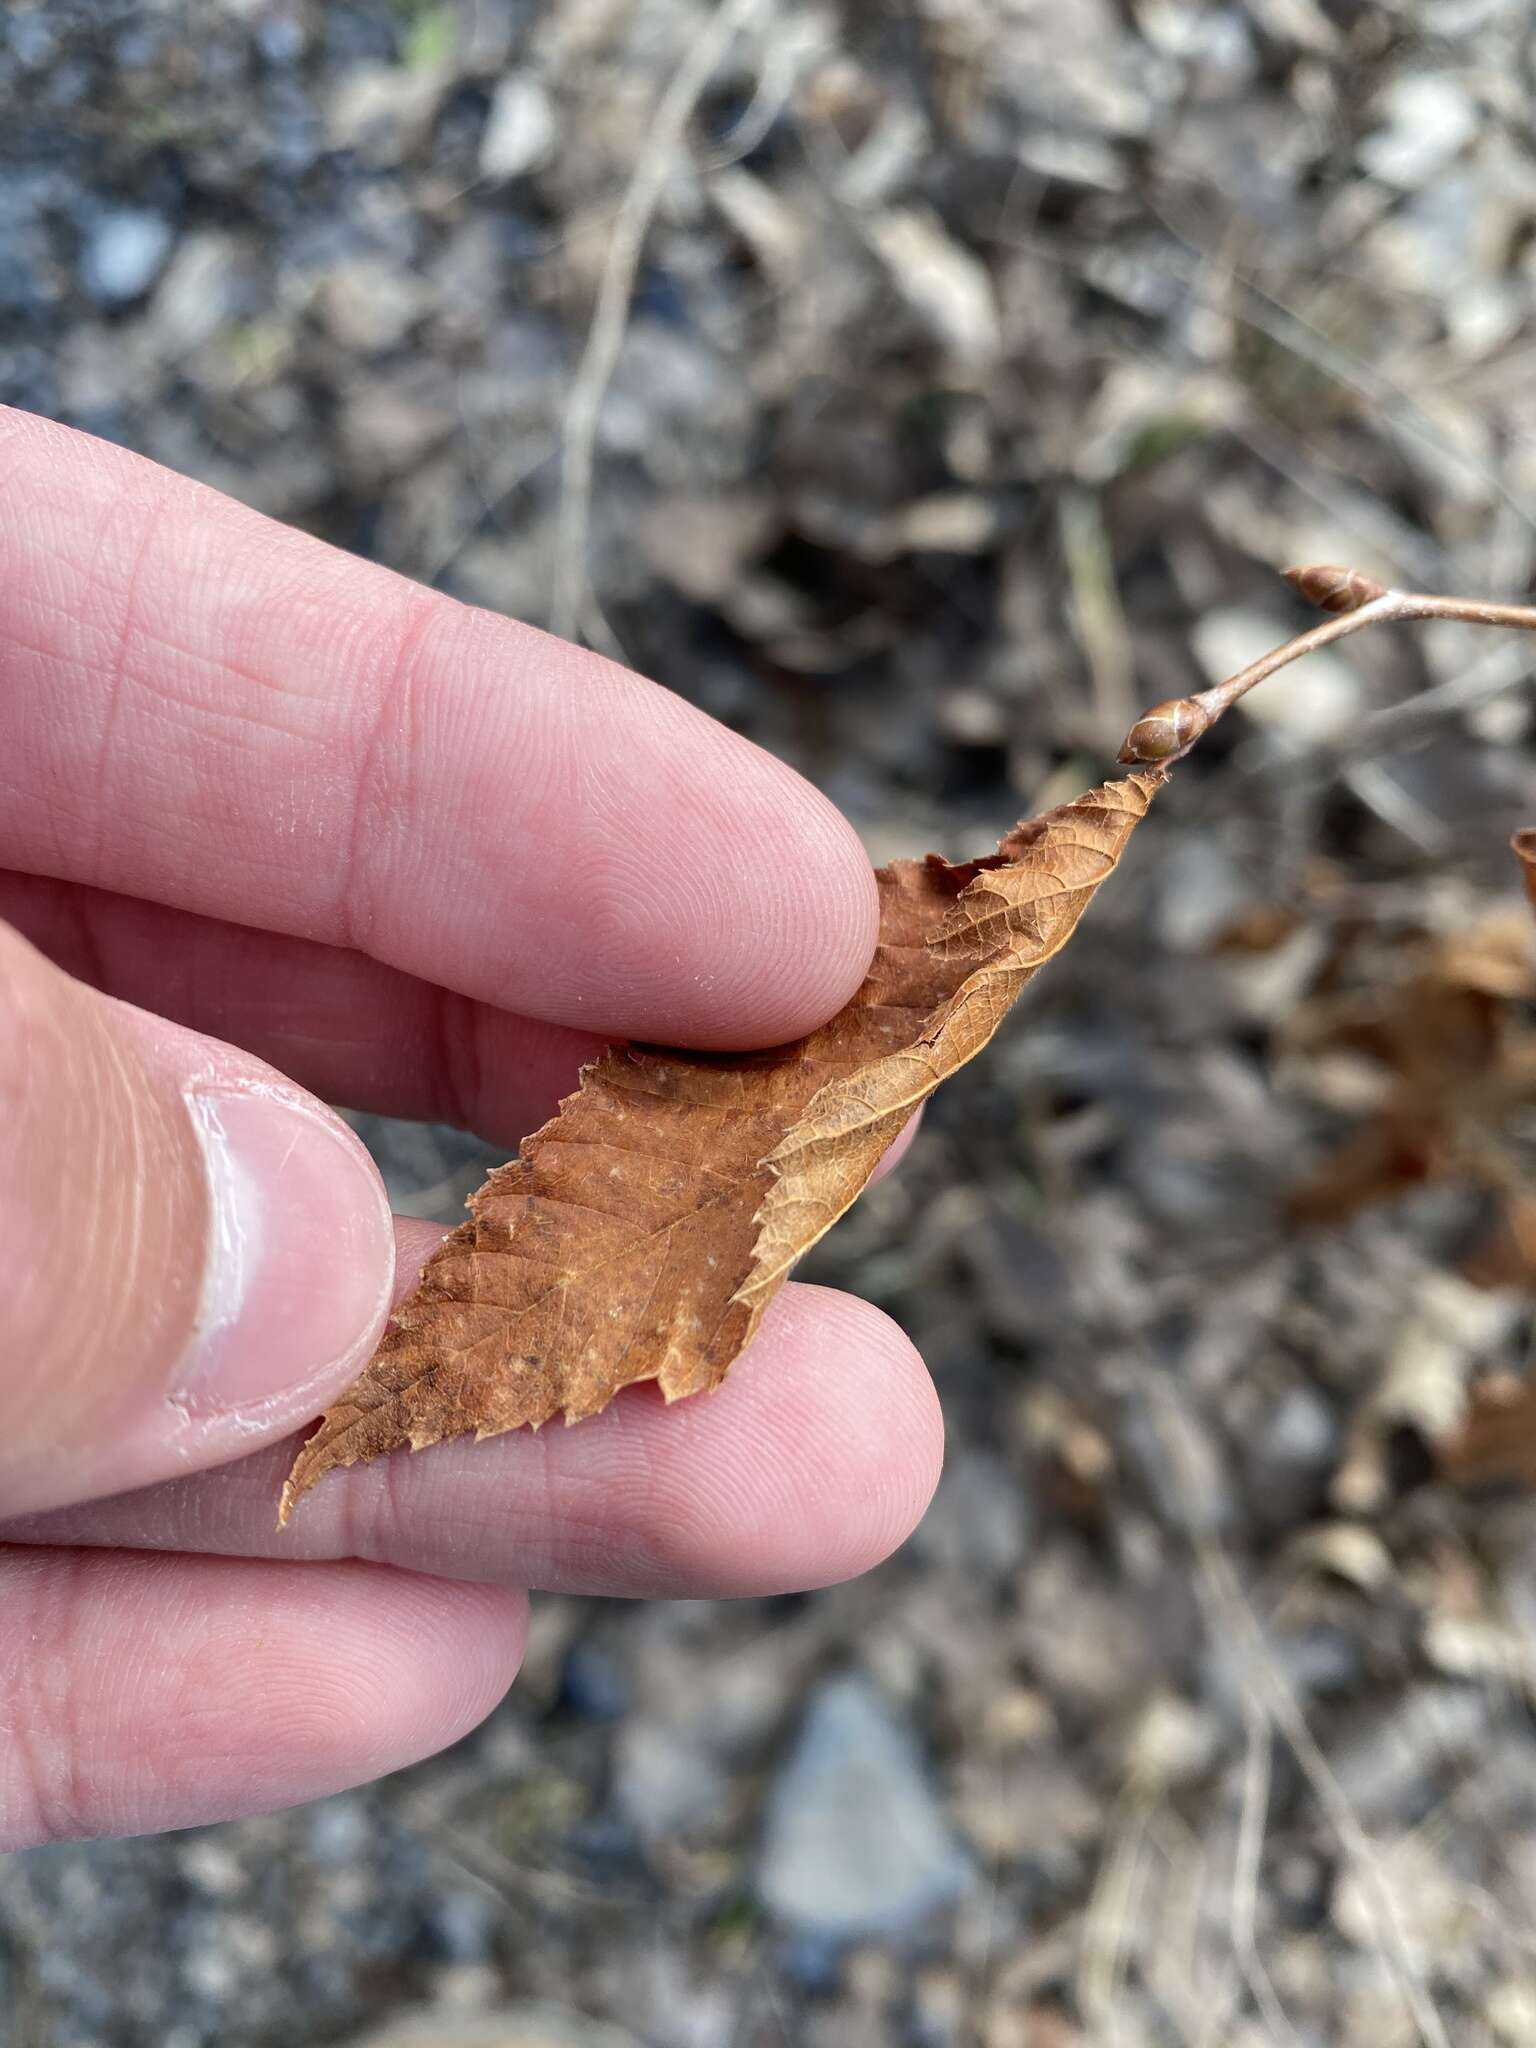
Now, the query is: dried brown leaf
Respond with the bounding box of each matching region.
[280,771,1164,1521]
[1439,834,1536,1487]
[1284,894,1536,1234]
[1439,1363,1536,1492]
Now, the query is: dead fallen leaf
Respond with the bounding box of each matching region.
[280,770,1164,1522]
[1431,832,1536,1490]
[1282,896,1536,1235]
[1439,1365,1536,1492]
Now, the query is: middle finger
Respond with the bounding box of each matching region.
[1,1279,944,1601]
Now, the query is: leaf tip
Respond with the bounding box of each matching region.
[278,1426,328,1527]
[1284,564,1388,615]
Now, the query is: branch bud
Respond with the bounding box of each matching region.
[1117,698,1209,765]
[1284,565,1388,615]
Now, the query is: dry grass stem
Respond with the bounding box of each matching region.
[550,0,767,644]
[1193,1533,1453,2048]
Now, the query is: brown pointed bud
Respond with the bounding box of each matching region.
[1117,697,1209,765]
[1284,565,1388,614]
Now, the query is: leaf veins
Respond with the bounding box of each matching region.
[279,770,1164,1521]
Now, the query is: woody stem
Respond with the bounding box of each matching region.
[1192,588,1536,736]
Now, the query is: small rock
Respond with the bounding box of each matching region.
[479,74,555,181]
[79,209,174,305]
[320,256,432,353]
[865,207,1001,370]
[349,1116,500,1221]
[255,11,306,66]
[150,231,245,354]
[936,686,1008,748]
[328,61,449,166]
[1287,1522,1393,1595]
[430,1891,495,1964]
[558,1642,629,1724]
[338,372,456,482]
[911,1965,965,2048]
[639,491,776,602]
[860,491,998,562]
[306,1797,371,1862]
[1264,1384,1338,1470]
[757,1676,971,1940]
[1489,1982,1536,2045]
[1121,1690,1221,1792]
[177,1838,247,1898]
[612,1720,723,1842]
[1359,74,1478,191]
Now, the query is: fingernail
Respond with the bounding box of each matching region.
[173,1084,394,1417]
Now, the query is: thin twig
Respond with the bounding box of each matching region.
[1337,758,1452,857]
[1119,565,1536,767]
[550,0,766,644]
[1060,487,1137,743]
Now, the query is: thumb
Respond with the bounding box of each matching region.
[2,923,395,1517]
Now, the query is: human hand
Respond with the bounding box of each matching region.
[0,409,942,1850]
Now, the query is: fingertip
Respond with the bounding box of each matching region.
[261,1566,528,1778]
[727,1284,946,1586]
[0,1287,945,1607]
[729,758,883,1043]
[597,1284,944,1597]
[0,1551,527,1847]
[567,687,881,1047]
[0,415,879,1052]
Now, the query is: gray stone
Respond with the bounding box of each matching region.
[79,209,175,305]
[756,1676,971,1940]
[1358,74,1478,190]
[613,1719,724,1842]
[150,231,245,354]
[479,74,555,181]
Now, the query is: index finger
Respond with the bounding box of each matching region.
[0,409,878,1047]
